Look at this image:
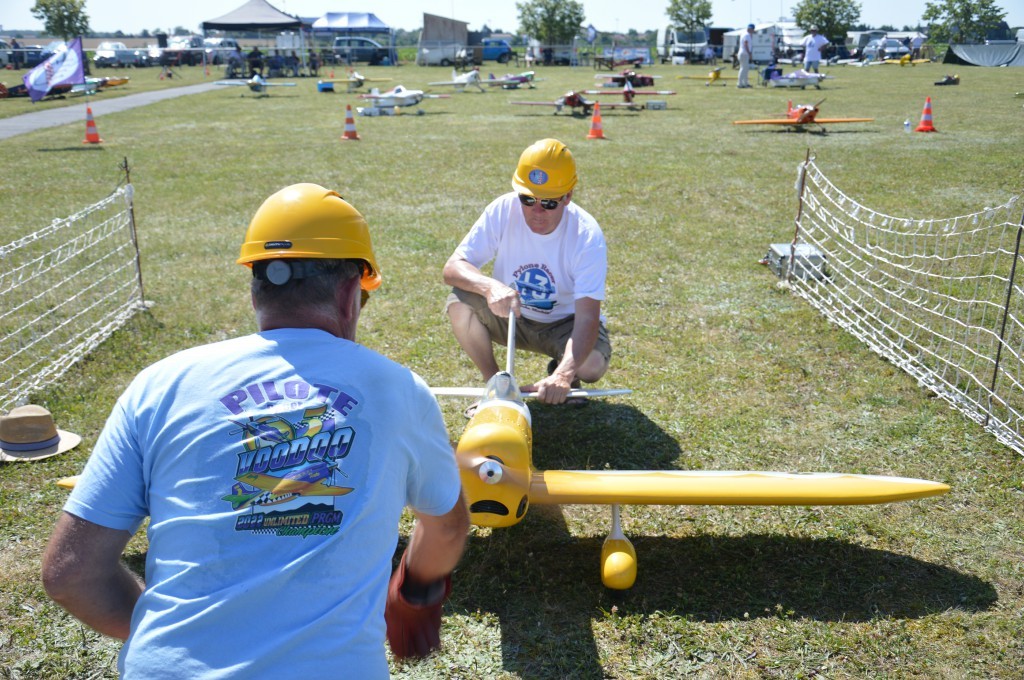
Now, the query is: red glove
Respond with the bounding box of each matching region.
[385,553,452,659]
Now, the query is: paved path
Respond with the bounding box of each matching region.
[0,82,220,140]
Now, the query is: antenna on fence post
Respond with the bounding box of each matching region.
[120,156,148,309]
[987,208,1024,425]
[788,148,813,282]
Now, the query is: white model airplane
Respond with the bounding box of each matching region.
[215,74,296,96]
[429,68,487,93]
[356,85,450,115]
[320,70,392,93]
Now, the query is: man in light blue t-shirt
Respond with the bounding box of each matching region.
[42,184,469,678]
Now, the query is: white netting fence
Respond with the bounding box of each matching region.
[0,184,147,412]
[781,158,1024,455]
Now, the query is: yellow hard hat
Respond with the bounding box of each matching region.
[511,138,578,199]
[237,183,381,291]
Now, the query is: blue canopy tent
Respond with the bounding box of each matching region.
[311,12,398,65]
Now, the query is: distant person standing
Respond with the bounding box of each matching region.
[910,34,924,60]
[737,24,754,88]
[703,43,716,66]
[10,38,22,68]
[801,25,830,73]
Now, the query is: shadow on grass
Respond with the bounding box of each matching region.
[452,523,994,678]
[528,401,682,470]
[37,146,107,152]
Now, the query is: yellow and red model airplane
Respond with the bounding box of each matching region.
[677,66,736,86]
[439,314,949,589]
[733,99,874,132]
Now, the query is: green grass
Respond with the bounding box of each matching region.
[2,60,1023,679]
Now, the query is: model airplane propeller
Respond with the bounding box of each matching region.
[733,99,874,132]
[436,313,949,589]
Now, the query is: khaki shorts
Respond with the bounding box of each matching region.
[445,288,612,362]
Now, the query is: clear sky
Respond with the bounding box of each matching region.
[1,0,1021,36]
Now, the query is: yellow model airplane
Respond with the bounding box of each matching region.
[677,66,736,86]
[441,314,949,589]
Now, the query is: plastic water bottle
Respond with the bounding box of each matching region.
[904,119,911,133]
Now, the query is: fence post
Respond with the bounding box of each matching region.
[986,211,1024,426]
[787,149,813,282]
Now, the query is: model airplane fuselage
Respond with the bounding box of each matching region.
[358,85,449,108]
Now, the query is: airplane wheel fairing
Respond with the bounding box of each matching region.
[601,537,637,590]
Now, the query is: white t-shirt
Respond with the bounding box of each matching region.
[454,192,607,323]
[802,34,830,61]
[740,32,753,56]
[65,328,461,679]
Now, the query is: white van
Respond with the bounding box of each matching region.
[657,26,709,63]
[723,24,778,65]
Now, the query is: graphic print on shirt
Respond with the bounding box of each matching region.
[512,263,556,311]
[218,378,360,538]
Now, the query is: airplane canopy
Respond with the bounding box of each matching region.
[202,0,303,32]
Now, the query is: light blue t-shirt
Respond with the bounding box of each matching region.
[65,328,461,679]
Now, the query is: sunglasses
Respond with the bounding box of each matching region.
[518,194,565,210]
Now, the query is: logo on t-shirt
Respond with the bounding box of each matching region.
[218,379,361,538]
[512,264,556,311]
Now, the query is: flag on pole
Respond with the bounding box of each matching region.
[22,37,85,103]
[586,25,598,44]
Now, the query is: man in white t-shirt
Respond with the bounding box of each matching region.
[42,184,469,678]
[738,24,754,88]
[443,138,612,407]
[801,25,830,72]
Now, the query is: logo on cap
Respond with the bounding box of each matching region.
[528,169,549,186]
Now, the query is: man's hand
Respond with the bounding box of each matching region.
[485,283,521,319]
[385,553,452,660]
[523,370,574,404]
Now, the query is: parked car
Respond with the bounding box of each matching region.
[162,35,204,66]
[93,41,150,67]
[332,36,388,65]
[480,38,514,63]
[203,37,241,65]
[861,38,910,61]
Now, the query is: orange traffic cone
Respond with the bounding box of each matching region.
[340,104,360,141]
[83,106,103,144]
[587,101,605,140]
[915,96,936,132]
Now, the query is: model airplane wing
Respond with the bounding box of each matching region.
[582,89,677,96]
[733,117,873,126]
[528,469,949,505]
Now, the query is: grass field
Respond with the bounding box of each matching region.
[1,60,1023,679]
